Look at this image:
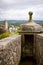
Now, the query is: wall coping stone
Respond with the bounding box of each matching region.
[36,33,43,39]
[0,35,21,49]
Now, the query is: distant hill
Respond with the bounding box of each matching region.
[34,20,43,24]
[0,20,43,24]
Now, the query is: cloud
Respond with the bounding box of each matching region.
[0,9,28,20]
[0,0,16,4]
[0,0,43,9]
[0,0,43,20]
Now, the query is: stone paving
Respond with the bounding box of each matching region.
[19,57,36,65]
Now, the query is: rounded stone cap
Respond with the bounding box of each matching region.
[29,11,33,16]
[21,24,43,32]
[20,12,43,32]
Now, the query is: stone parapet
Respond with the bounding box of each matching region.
[35,34,43,65]
[0,35,21,65]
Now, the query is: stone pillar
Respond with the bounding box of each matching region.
[3,20,8,31]
[28,11,33,22]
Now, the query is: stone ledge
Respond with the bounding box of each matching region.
[36,33,43,39]
[0,35,21,65]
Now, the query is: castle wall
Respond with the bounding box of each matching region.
[35,34,43,65]
[0,35,21,65]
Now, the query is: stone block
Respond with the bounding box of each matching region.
[35,34,43,65]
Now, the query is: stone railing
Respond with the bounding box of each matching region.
[35,34,43,65]
[0,35,21,65]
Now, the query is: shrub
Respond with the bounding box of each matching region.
[0,32,10,39]
[0,31,19,40]
[0,28,6,34]
[42,24,43,28]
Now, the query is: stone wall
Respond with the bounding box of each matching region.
[0,35,21,65]
[35,34,43,65]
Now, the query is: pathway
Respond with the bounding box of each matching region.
[19,57,37,65]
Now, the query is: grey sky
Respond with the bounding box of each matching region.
[0,0,43,20]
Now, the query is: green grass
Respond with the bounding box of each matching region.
[0,31,19,40]
[0,32,10,39]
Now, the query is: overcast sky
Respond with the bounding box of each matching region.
[0,0,43,20]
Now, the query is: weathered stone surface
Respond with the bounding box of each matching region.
[20,24,43,32]
[0,35,21,65]
[35,34,43,65]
